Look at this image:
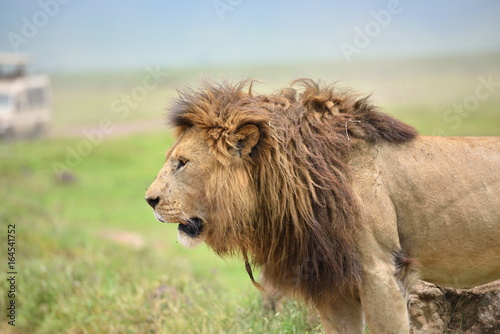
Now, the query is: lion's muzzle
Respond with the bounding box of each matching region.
[145,194,203,238]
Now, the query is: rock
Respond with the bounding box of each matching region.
[409,280,500,334]
[54,170,77,184]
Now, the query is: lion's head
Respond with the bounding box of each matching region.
[145,121,260,250]
[145,81,265,251]
[145,79,416,305]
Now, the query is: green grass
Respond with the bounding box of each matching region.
[0,132,322,334]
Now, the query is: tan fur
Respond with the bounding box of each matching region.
[145,79,500,333]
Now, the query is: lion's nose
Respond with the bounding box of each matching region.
[145,196,160,209]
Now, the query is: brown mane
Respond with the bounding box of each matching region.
[168,79,417,306]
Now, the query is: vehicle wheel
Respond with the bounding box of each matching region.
[1,128,15,142]
[30,123,46,139]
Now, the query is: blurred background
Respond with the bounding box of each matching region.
[0,1,499,333]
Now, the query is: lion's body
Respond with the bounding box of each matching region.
[344,136,500,333]
[364,136,500,288]
[145,80,500,334]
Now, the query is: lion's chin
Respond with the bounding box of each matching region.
[177,230,203,248]
[177,217,204,247]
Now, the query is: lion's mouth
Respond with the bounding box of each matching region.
[178,218,203,237]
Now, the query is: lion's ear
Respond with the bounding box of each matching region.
[235,124,260,159]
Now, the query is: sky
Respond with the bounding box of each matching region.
[0,0,499,73]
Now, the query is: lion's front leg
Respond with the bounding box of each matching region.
[359,262,411,334]
[317,296,364,334]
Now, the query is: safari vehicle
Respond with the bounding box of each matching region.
[0,53,51,140]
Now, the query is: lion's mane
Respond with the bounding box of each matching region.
[169,79,417,306]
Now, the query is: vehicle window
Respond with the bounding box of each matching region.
[0,94,11,111]
[0,65,24,79]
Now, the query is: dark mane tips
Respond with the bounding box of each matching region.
[168,78,416,145]
[292,78,417,144]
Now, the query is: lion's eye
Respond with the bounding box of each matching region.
[176,157,188,171]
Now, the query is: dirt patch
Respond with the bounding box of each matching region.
[99,229,145,249]
[50,118,165,139]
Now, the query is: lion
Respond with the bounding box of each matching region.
[145,79,500,333]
